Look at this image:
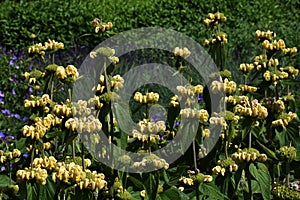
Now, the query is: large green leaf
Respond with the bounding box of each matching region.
[199,183,229,200]
[249,163,272,200]
[157,187,189,200]
[143,173,159,200]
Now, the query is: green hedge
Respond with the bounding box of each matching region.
[0,0,299,70]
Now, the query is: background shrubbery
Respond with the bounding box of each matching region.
[0,0,300,72]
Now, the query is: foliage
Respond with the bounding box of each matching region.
[0,4,300,200]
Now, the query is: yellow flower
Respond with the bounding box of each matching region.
[140,190,146,198]
[55,66,66,79]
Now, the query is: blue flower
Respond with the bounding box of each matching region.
[0,90,4,98]
[13,114,21,119]
[0,132,6,139]
[12,89,16,95]
[22,153,29,158]
[1,109,10,115]
[9,60,14,66]
[198,95,203,102]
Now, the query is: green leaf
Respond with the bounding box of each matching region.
[143,173,159,200]
[251,180,261,194]
[128,176,144,189]
[158,187,189,200]
[0,175,11,187]
[256,140,278,160]
[199,183,229,200]
[256,163,272,200]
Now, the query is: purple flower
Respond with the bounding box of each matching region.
[0,98,3,104]
[16,65,19,69]
[61,87,65,91]
[1,166,5,171]
[1,109,10,115]
[198,95,203,102]
[29,87,33,94]
[12,89,16,95]
[13,114,20,119]
[22,153,29,158]
[9,60,14,66]
[22,117,28,122]
[0,90,4,98]
[175,121,181,127]
[0,132,5,139]
[9,163,13,168]
[12,55,17,60]
[7,135,15,140]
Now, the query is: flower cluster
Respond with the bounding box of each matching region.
[0,149,21,163]
[31,156,57,170]
[24,94,52,111]
[180,172,212,186]
[134,92,159,104]
[263,70,289,84]
[262,39,286,51]
[169,95,179,107]
[238,84,258,93]
[280,66,299,77]
[52,161,107,191]
[53,100,73,117]
[272,185,300,200]
[255,30,276,41]
[282,47,298,55]
[90,47,119,64]
[65,115,102,133]
[276,146,297,162]
[176,84,203,96]
[113,178,132,200]
[253,54,268,71]
[232,148,267,163]
[173,47,191,58]
[234,99,268,119]
[225,95,248,105]
[132,154,169,170]
[203,12,227,26]
[180,108,209,123]
[203,32,228,46]
[210,78,236,94]
[22,120,47,140]
[239,63,254,74]
[92,18,113,33]
[27,39,64,57]
[55,65,79,82]
[132,119,166,142]
[16,167,48,185]
[23,70,45,88]
[212,158,238,176]
[34,114,63,129]
[209,116,227,130]
[271,112,297,128]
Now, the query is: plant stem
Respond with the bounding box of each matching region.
[30,142,36,168]
[192,140,198,172]
[286,162,290,186]
[81,143,85,171]
[224,129,228,158]
[248,131,252,149]
[72,140,75,159]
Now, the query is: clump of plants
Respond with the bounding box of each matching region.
[0,12,299,200]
